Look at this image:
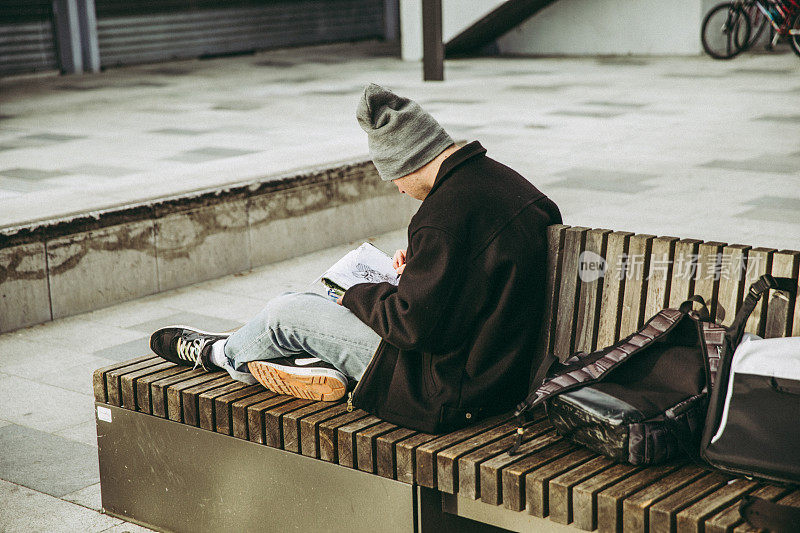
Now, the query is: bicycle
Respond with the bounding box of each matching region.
[701,0,800,59]
[743,3,771,49]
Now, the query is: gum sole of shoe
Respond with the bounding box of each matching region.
[247,361,346,402]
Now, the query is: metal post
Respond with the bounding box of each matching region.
[77,0,101,72]
[421,0,443,81]
[52,0,83,73]
[384,0,400,42]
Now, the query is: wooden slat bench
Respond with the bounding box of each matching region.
[93,224,800,533]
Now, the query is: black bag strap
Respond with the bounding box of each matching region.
[678,295,711,321]
[727,274,796,350]
[740,496,800,533]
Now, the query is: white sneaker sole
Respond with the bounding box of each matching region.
[247,361,347,402]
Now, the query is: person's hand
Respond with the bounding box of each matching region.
[393,249,407,275]
[336,295,344,305]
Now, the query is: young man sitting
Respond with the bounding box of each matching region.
[149,83,562,433]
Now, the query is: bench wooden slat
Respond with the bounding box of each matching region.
[716,244,750,324]
[575,228,611,353]
[500,438,580,511]
[667,239,702,309]
[299,403,351,458]
[212,385,262,435]
[456,422,553,500]
[479,430,561,506]
[548,456,614,524]
[619,234,655,339]
[151,368,210,418]
[764,250,799,338]
[414,413,510,489]
[572,461,641,531]
[648,472,730,533]
[704,484,789,533]
[120,361,174,410]
[731,489,800,533]
[743,247,774,336]
[596,231,633,348]
[135,365,193,415]
[282,400,341,453]
[243,394,293,444]
[714,244,749,325]
[621,465,707,533]
[317,409,371,463]
[93,355,157,403]
[181,375,234,426]
[526,448,597,518]
[501,439,575,512]
[264,398,313,447]
[336,415,383,468]
[693,242,727,319]
[643,236,678,321]
[675,478,758,533]
[376,427,418,480]
[166,372,226,422]
[595,462,685,533]
[106,357,162,407]
[355,421,398,473]
[554,227,590,358]
[436,419,521,494]
[395,432,439,484]
[198,381,252,431]
[538,224,569,360]
[231,391,277,440]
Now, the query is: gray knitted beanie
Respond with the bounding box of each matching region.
[356,83,454,181]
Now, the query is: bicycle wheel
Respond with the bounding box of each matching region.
[702,3,752,59]
[744,2,769,48]
[790,11,800,57]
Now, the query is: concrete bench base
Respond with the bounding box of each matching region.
[96,403,502,533]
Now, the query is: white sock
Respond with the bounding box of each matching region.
[210,339,229,368]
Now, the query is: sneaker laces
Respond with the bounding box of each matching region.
[176,336,208,370]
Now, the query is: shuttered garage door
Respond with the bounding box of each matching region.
[0,1,59,76]
[95,0,386,68]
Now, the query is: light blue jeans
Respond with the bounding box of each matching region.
[223,292,382,382]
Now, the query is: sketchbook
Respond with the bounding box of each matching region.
[319,242,399,299]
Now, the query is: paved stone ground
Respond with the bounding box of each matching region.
[0,41,799,531]
[0,229,406,532]
[0,41,798,249]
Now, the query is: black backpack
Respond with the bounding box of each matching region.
[700,274,798,483]
[509,296,726,465]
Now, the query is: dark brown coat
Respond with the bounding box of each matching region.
[342,141,561,433]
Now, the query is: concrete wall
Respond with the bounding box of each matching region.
[401,0,705,59]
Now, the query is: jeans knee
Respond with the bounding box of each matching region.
[264,291,317,331]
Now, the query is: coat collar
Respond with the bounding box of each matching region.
[428,141,487,195]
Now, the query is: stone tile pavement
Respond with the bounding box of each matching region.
[0,229,406,532]
[1,41,799,250]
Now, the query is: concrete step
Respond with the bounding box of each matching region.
[0,159,417,333]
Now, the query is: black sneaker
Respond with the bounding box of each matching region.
[149,326,230,370]
[248,356,347,402]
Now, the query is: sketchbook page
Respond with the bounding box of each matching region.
[321,242,399,291]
